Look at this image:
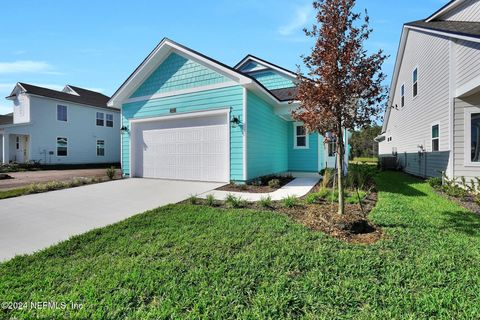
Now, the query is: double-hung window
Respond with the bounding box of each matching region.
[57,137,68,156]
[401,84,405,107]
[96,140,105,156]
[57,105,67,122]
[432,124,439,152]
[327,140,337,157]
[294,123,308,149]
[96,112,104,126]
[413,68,418,97]
[106,114,113,127]
[470,113,480,163]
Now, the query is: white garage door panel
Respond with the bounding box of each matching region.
[133,113,229,182]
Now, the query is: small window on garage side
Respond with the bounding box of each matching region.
[294,123,308,149]
[106,114,113,127]
[96,112,104,126]
[57,137,68,156]
[57,105,67,122]
[96,140,105,156]
[413,68,418,97]
[401,84,405,107]
[432,124,439,152]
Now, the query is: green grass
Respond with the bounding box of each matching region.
[0,187,28,199]
[1,171,480,319]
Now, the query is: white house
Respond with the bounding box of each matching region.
[378,0,480,181]
[0,83,120,165]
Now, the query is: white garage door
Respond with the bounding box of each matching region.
[131,112,229,182]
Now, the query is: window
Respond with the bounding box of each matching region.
[294,124,308,149]
[96,112,104,126]
[57,137,68,156]
[470,113,480,162]
[16,137,19,150]
[401,84,405,107]
[387,136,392,142]
[432,124,439,152]
[57,105,67,122]
[106,114,113,127]
[413,68,418,97]
[327,140,337,157]
[96,140,105,156]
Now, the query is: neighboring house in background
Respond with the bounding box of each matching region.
[377,0,480,180]
[108,38,350,183]
[0,83,120,165]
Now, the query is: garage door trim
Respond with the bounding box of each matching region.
[129,108,230,182]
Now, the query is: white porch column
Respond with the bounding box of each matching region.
[2,133,9,164]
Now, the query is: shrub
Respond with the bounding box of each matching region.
[26,183,48,194]
[258,196,273,208]
[268,179,281,189]
[45,181,65,191]
[188,195,199,205]
[426,177,442,189]
[316,188,330,199]
[90,176,101,183]
[442,184,467,198]
[282,195,299,208]
[106,166,116,180]
[346,190,367,204]
[225,194,247,208]
[205,194,216,206]
[320,168,335,188]
[346,164,378,190]
[305,193,319,204]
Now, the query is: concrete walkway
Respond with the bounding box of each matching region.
[0,178,222,262]
[199,177,320,201]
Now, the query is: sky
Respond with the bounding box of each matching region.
[0,0,450,115]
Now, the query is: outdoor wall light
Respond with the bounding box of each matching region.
[230,115,241,128]
[120,126,130,134]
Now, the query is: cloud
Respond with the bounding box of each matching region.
[0,60,60,74]
[278,4,314,36]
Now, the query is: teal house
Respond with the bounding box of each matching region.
[108,38,349,183]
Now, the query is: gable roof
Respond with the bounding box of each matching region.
[108,38,297,107]
[406,19,480,39]
[426,0,464,22]
[7,83,115,110]
[234,54,298,79]
[0,113,13,126]
[270,87,298,101]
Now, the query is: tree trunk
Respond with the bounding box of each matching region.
[337,128,345,215]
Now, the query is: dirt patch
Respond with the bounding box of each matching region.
[216,176,295,193]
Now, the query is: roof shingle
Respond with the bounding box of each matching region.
[406,20,480,39]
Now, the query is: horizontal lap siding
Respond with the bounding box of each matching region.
[288,124,318,172]
[122,86,244,180]
[439,0,480,21]
[456,40,480,88]
[246,91,288,179]
[453,95,480,180]
[382,151,449,178]
[384,30,450,155]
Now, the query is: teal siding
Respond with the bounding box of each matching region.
[246,91,288,179]
[288,123,319,172]
[130,52,230,98]
[122,85,244,180]
[249,70,295,90]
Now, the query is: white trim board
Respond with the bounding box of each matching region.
[464,107,480,167]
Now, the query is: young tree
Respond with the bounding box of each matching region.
[293,0,387,214]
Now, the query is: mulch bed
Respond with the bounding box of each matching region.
[434,189,480,215]
[216,176,295,193]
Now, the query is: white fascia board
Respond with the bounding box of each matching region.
[456,74,480,97]
[237,56,298,80]
[407,25,480,44]
[129,107,230,124]
[426,0,464,22]
[26,93,120,112]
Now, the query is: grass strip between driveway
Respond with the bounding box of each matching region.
[1,171,480,319]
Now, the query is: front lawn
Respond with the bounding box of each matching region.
[1,171,480,319]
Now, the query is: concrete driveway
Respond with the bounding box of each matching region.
[0,178,223,262]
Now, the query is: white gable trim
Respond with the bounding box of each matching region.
[235,56,298,80]
[108,38,253,107]
[426,0,465,22]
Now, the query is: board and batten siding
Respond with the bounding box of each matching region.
[246,91,289,179]
[453,93,480,180]
[121,85,244,180]
[456,40,480,88]
[439,0,480,22]
[380,30,450,156]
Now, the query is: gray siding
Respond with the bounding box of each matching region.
[439,0,480,22]
[456,40,480,88]
[381,30,450,155]
[380,151,449,178]
[453,93,480,180]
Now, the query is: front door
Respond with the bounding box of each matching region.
[15,136,28,163]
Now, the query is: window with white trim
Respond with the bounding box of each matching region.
[327,141,336,157]
[470,113,480,162]
[106,114,113,127]
[57,105,67,122]
[96,140,105,156]
[96,112,104,126]
[16,137,20,150]
[57,137,68,156]
[413,68,418,97]
[294,124,308,149]
[432,124,439,152]
[401,84,405,107]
